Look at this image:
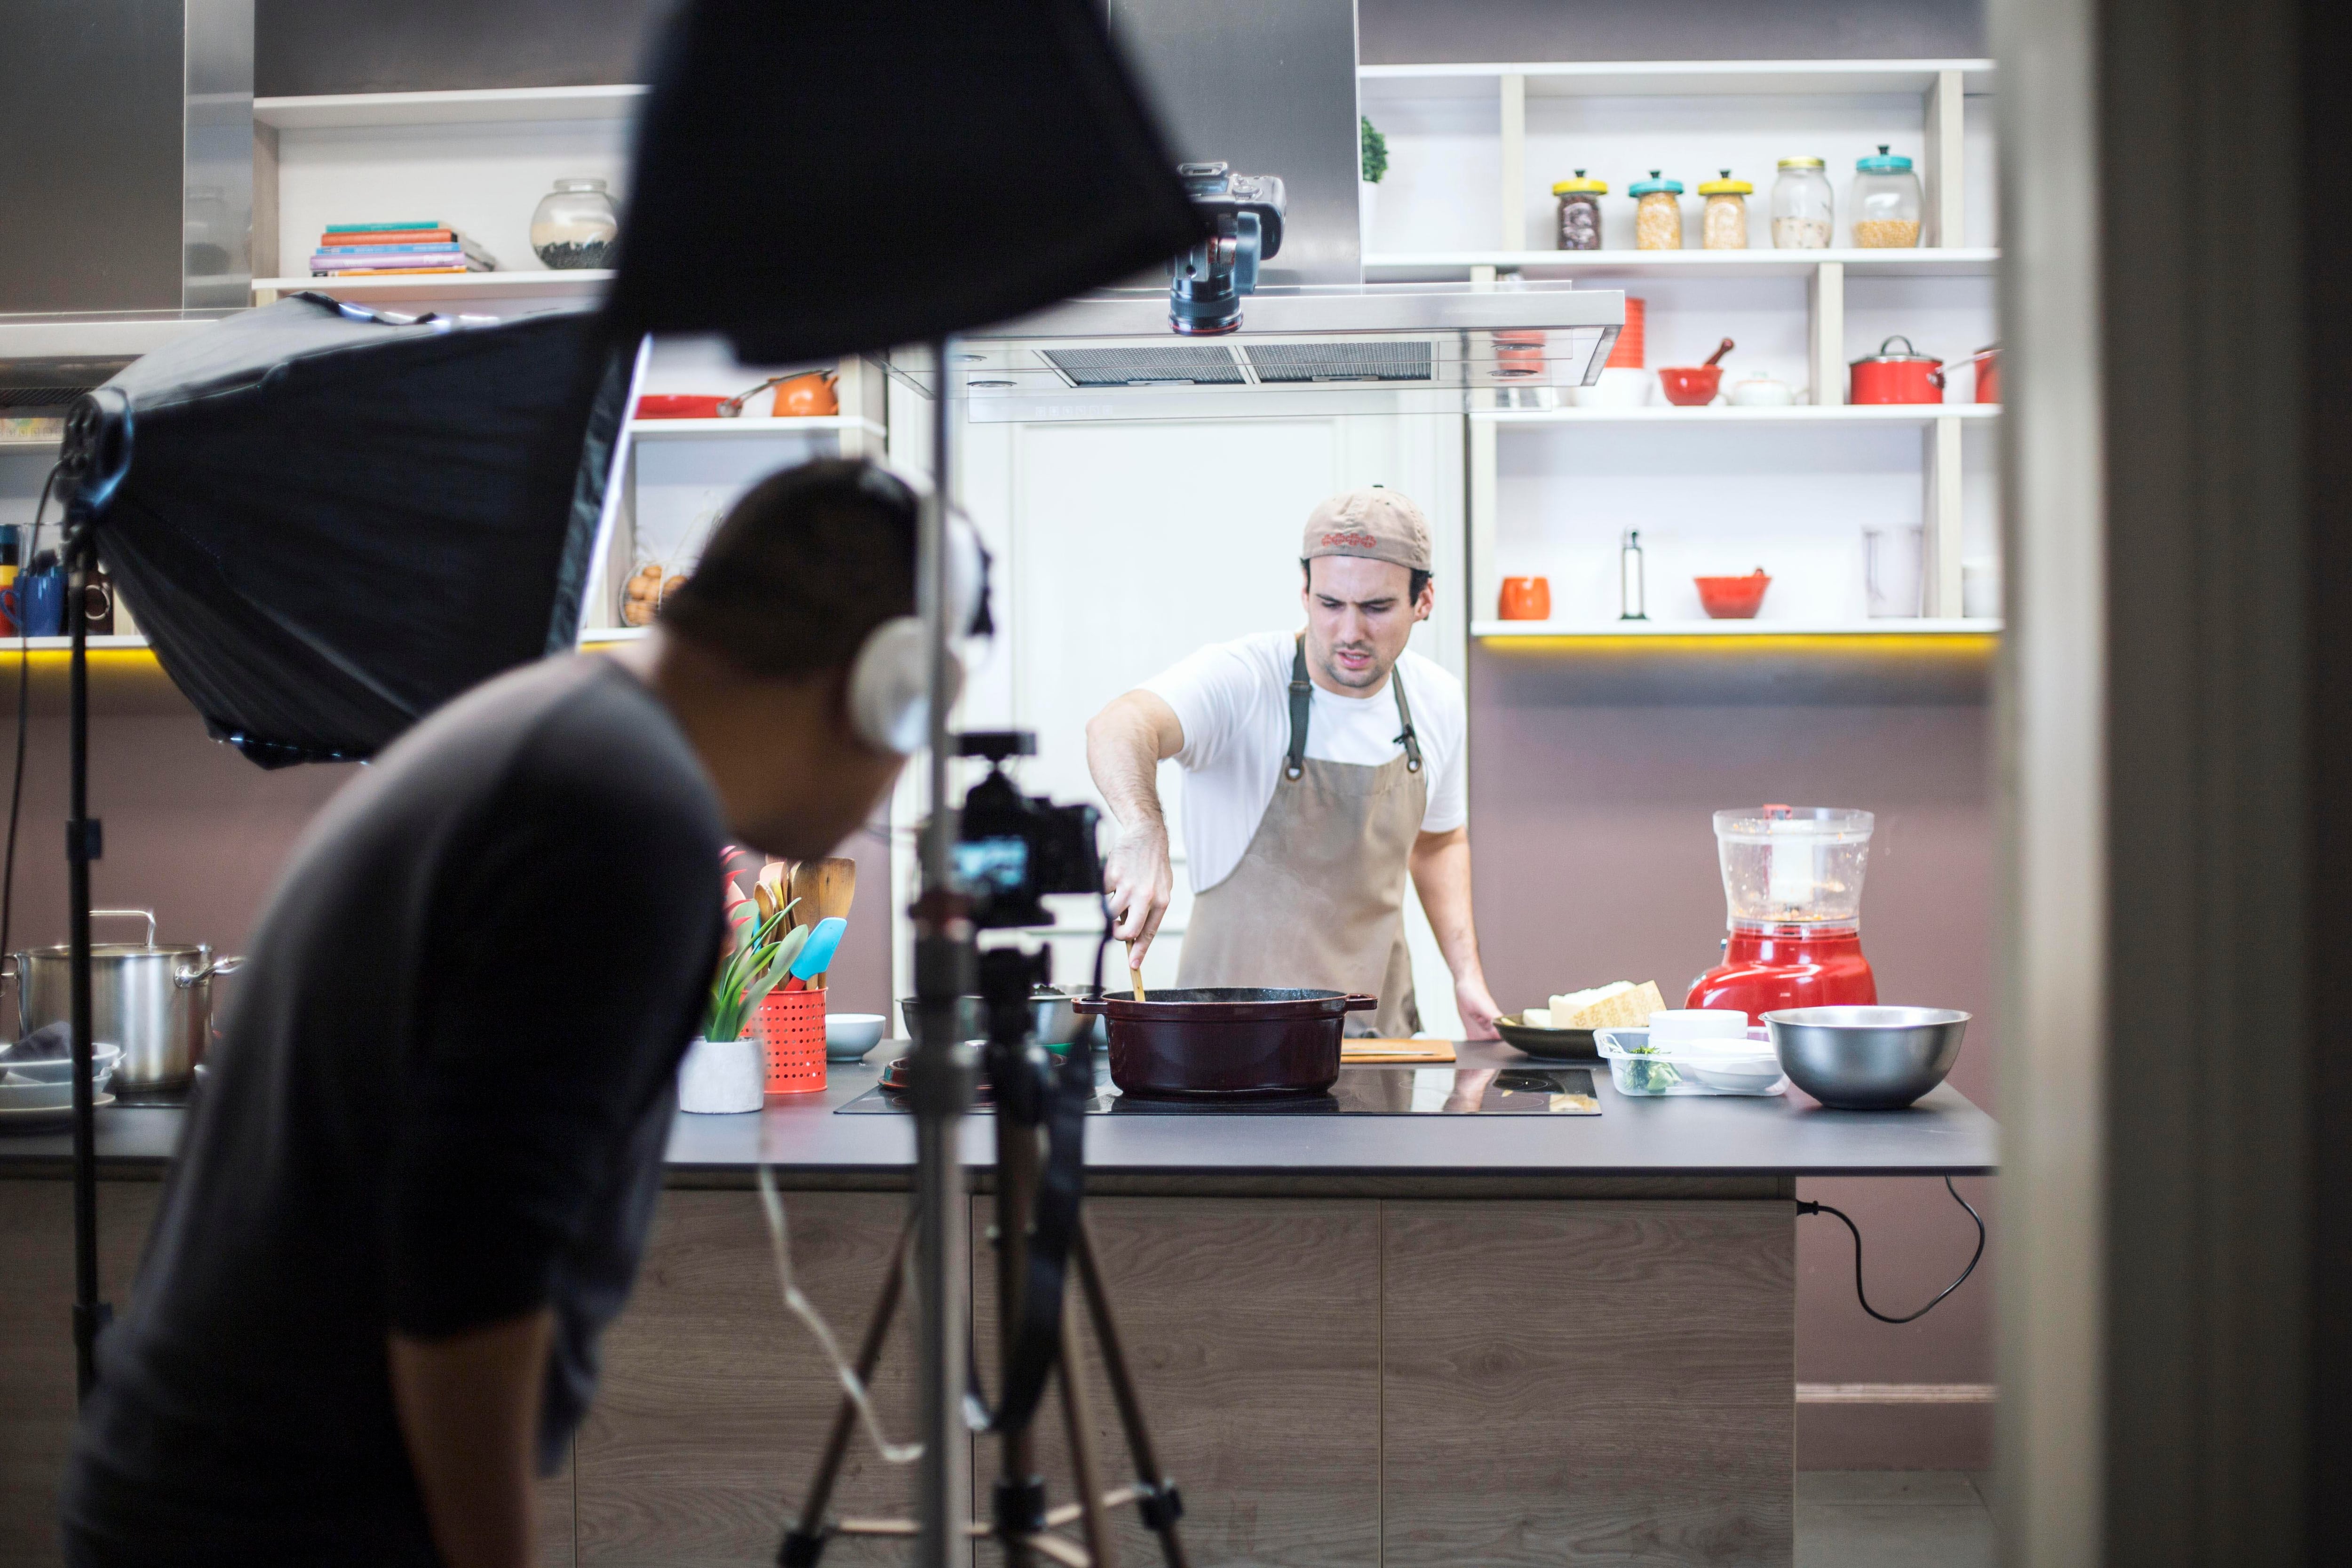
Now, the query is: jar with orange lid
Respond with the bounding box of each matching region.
[1697,170,1752,249]
[1630,171,1684,250]
[1553,170,1606,250]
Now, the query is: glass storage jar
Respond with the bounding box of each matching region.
[1770,157,1834,248]
[1697,170,1752,249]
[531,177,620,269]
[1851,146,1922,247]
[1553,171,1606,250]
[1630,171,1684,250]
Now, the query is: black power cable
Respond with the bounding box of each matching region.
[1,464,61,978]
[1798,1176,1986,1325]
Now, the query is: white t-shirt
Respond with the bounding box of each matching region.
[1141,630,1468,895]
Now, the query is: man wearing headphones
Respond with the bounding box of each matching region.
[63,461,944,1568]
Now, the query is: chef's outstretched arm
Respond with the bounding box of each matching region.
[1086,689,1185,965]
[1409,826,1503,1039]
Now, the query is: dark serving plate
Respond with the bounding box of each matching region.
[1494,1013,1599,1060]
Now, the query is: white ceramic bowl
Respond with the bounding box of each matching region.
[824,1013,888,1062]
[0,1042,120,1087]
[0,1076,76,1110]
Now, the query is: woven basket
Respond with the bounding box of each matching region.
[754,987,827,1095]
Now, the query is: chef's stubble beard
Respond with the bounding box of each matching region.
[1314,636,1393,693]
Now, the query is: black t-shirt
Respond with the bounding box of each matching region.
[62,656,726,1567]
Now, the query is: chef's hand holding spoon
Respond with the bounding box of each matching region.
[1104,822,1172,993]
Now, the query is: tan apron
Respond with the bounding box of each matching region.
[1177,635,1429,1037]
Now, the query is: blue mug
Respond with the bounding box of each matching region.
[3,564,65,637]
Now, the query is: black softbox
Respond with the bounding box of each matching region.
[85,297,625,765]
[607,0,1200,360]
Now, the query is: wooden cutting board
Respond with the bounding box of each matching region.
[1341,1038,1457,1064]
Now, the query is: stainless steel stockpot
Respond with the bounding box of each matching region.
[10,910,242,1094]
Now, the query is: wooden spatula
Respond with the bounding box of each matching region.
[790,858,857,987]
[1128,939,1146,1003]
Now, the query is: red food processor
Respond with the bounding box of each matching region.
[1686,805,1879,1020]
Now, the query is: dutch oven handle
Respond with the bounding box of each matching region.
[1072,995,1106,1016]
[1343,994,1379,1013]
[175,955,245,988]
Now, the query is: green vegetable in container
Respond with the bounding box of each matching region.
[1360,116,1388,184]
[1619,1042,1681,1093]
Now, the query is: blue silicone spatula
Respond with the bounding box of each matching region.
[779,917,847,992]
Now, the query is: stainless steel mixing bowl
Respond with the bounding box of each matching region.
[1763,1006,1970,1109]
[897,989,1096,1049]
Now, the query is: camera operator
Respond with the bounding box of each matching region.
[62,460,923,1568]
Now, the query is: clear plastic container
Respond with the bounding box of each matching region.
[1770,157,1833,248]
[531,177,620,269]
[1630,171,1684,250]
[1553,170,1606,250]
[1697,171,1751,249]
[1712,806,1875,928]
[1851,147,1922,247]
[1596,1029,1788,1097]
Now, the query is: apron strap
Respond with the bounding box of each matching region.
[1391,660,1424,774]
[1287,634,1312,780]
[1289,633,1424,776]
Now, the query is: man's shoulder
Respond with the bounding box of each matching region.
[1395,647,1465,715]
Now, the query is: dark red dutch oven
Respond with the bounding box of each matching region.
[1072,987,1377,1100]
[1848,335,1944,405]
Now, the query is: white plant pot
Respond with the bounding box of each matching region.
[1359,180,1379,246]
[677,1035,763,1114]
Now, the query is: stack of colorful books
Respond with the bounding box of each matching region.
[309,223,499,277]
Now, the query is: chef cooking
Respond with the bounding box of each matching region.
[1086,487,1502,1040]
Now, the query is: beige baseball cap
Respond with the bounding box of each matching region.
[1300,487,1432,573]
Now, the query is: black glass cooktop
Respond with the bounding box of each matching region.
[836,1060,1598,1116]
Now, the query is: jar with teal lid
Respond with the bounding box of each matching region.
[1630,171,1684,250]
[1852,145,1922,247]
[1553,170,1606,250]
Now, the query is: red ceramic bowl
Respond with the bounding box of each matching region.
[634,394,730,420]
[1695,571,1772,619]
[1657,366,1723,406]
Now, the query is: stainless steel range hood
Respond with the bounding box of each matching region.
[879,0,1622,411]
[882,281,1622,404]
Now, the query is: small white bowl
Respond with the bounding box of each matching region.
[0,1076,76,1110]
[825,1013,888,1062]
[0,1043,121,1087]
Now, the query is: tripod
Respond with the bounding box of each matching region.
[780,949,1187,1568]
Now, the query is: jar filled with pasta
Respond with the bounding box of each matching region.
[1630,171,1685,250]
[1770,157,1834,248]
[1553,170,1606,250]
[1697,170,1752,249]
[1852,146,1923,247]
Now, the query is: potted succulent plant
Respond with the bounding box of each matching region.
[678,856,808,1114]
[1360,115,1388,245]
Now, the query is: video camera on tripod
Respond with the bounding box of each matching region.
[780,729,1189,1568]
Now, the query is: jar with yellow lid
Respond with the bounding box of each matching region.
[1630,171,1684,250]
[1698,170,1752,249]
[1770,157,1834,248]
[1553,170,1605,250]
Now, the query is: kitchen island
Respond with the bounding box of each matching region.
[0,1042,1994,1568]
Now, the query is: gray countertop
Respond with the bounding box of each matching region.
[0,1041,1995,1182]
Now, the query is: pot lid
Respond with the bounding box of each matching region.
[1853,334,1939,364]
[1552,169,1607,195]
[1628,171,1683,197]
[1777,156,1826,169]
[1857,145,1914,173]
[1697,170,1752,196]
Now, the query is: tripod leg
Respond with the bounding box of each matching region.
[785,1214,916,1563]
[1072,1223,1188,1568]
[994,1087,1042,1568]
[1056,1290,1118,1568]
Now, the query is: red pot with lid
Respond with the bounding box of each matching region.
[1849,335,1944,405]
[1073,987,1377,1100]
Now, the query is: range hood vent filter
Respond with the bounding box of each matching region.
[1043,344,1247,386]
[1244,342,1432,384]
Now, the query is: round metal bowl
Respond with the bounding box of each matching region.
[897,989,1096,1051]
[1763,1006,1970,1109]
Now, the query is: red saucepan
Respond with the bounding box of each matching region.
[1072,987,1378,1100]
[1849,335,1944,405]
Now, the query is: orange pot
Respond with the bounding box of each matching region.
[1498,576,1552,620]
[771,372,839,417]
[754,987,827,1094]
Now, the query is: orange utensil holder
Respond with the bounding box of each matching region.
[755,988,827,1095]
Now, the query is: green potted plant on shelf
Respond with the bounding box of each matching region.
[678,858,807,1114]
[1360,115,1388,245]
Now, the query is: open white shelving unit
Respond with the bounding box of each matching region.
[623,415,888,442]
[250,269,613,305]
[1357,57,2002,639]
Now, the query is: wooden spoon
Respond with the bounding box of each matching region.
[1127,939,1146,1003]
[790,858,858,987]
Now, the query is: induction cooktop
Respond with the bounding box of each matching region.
[835,1060,1599,1116]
